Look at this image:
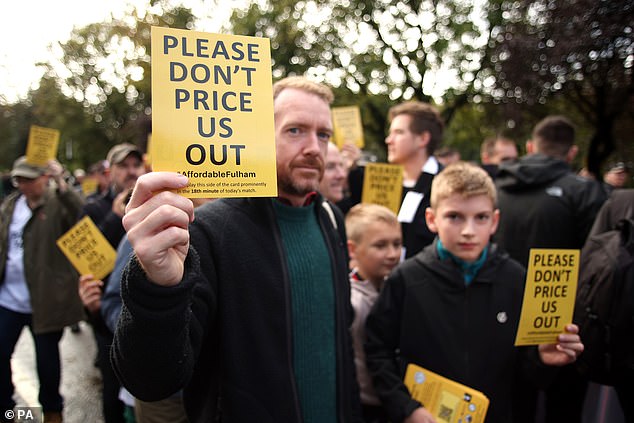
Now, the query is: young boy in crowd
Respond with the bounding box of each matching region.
[364,161,584,423]
[346,204,403,423]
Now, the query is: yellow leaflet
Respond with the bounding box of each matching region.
[56,216,117,281]
[151,26,277,198]
[26,125,60,166]
[404,363,489,423]
[361,163,403,214]
[331,105,364,148]
[515,249,580,346]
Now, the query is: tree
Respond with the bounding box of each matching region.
[37,0,196,165]
[226,0,500,156]
[490,0,634,176]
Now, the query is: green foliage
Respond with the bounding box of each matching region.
[487,0,634,175]
[0,2,197,172]
[1,0,632,178]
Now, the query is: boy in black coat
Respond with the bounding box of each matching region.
[365,161,584,423]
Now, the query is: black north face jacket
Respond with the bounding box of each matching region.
[494,154,606,267]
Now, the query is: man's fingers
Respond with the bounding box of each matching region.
[130,224,190,262]
[123,190,194,234]
[122,172,194,287]
[126,172,191,214]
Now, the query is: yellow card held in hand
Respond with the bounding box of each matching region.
[151,26,277,198]
[26,125,60,166]
[404,363,489,423]
[515,249,580,346]
[56,216,117,280]
[81,177,99,197]
[331,105,364,148]
[361,163,403,214]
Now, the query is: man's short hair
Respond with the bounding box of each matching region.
[430,161,497,209]
[480,136,513,157]
[532,115,575,158]
[272,76,334,105]
[388,101,444,156]
[345,203,399,244]
[436,146,459,159]
[88,160,109,175]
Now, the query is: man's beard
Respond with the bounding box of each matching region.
[277,171,321,197]
[277,157,324,197]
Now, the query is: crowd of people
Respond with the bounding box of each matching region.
[0,75,632,423]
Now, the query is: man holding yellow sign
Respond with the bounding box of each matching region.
[0,157,84,423]
[111,74,361,422]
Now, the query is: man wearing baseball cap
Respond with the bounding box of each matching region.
[0,156,84,423]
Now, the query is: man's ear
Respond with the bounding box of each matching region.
[526,140,535,154]
[565,145,578,163]
[425,207,438,233]
[417,131,431,151]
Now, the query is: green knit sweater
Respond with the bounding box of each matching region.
[273,200,336,423]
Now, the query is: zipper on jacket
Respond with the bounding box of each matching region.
[266,199,305,423]
[318,199,349,423]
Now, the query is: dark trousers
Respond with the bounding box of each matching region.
[543,364,588,423]
[362,403,389,423]
[613,370,634,422]
[94,329,125,423]
[0,305,63,412]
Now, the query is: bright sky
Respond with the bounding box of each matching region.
[0,0,465,105]
[0,0,233,104]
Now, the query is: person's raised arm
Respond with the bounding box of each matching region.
[122,172,194,286]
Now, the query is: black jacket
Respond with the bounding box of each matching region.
[365,242,551,423]
[337,165,437,258]
[495,154,606,267]
[112,195,362,423]
[81,188,126,248]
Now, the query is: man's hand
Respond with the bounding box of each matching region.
[122,172,194,286]
[538,324,584,366]
[112,188,132,217]
[405,407,437,423]
[47,159,68,192]
[79,274,103,313]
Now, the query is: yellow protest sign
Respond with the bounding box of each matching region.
[404,363,489,423]
[56,216,117,281]
[331,105,364,148]
[81,177,99,197]
[26,125,60,166]
[515,249,580,346]
[151,26,277,198]
[361,163,403,214]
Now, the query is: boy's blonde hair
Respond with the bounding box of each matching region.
[430,161,497,209]
[345,203,400,244]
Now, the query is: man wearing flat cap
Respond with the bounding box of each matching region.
[78,142,146,423]
[0,156,84,423]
